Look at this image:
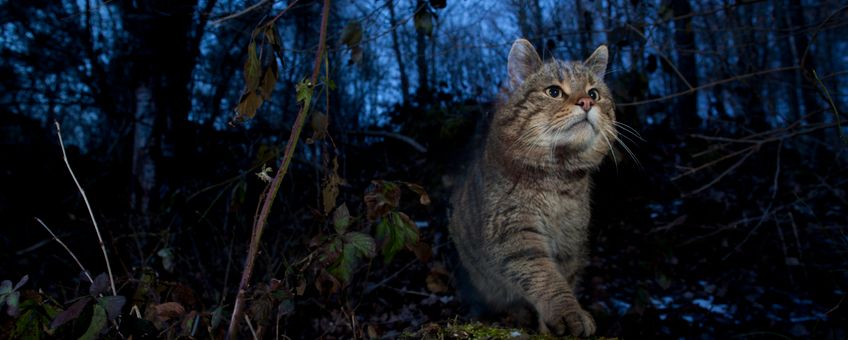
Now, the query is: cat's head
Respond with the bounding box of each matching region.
[494,39,616,170]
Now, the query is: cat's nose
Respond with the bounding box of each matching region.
[576,97,595,112]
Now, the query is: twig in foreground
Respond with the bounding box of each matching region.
[34,217,94,284]
[54,121,117,296]
[226,0,330,338]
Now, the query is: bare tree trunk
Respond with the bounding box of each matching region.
[515,1,539,49]
[131,85,156,224]
[415,0,429,99]
[575,0,591,56]
[787,0,824,141]
[388,0,410,105]
[668,0,699,131]
[115,0,202,224]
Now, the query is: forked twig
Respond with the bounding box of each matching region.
[34,217,95,284]
[684,147,755,197]
[54,121,117,296]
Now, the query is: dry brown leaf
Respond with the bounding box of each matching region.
[153,302,185,319]
[364,180,401,220]
[234,91,263,122]
[321,157,341,214]
[425,263,451,293]
[310,111,329,142]
[408,241,432,263]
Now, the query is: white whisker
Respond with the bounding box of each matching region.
[600,132,618,173]
[613,121,645,141]
[616,136,642,169]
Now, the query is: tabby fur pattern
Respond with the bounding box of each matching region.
[449,39,616,337]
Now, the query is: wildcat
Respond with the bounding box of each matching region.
[448,39,615,337]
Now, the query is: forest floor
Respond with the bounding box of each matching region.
[1,115,846,339]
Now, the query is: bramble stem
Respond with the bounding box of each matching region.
[226,0,331,338]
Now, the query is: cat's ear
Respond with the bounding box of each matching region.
[584,45,609,77]
[508,39,542,90]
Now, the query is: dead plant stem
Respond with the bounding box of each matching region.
[54,121,117,296]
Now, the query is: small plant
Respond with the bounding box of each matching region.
[48,273,125,339]
[365,180,430,263]
[0,275,28,317]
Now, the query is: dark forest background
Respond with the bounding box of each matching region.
[1,0,847,338]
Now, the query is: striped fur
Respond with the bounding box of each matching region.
[449,39,615,337]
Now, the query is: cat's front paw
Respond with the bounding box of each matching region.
[541,307,596,337]
[564,308,596,337]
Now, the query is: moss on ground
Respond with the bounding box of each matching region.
[402,321,617,340]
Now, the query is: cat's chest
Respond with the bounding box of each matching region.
[534,191,591,251]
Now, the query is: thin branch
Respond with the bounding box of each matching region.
[672,143,757,180]
[821,69,848,80]
[268,0,302,26]
[34,218,94,284]
[54,121,117,296]
[245,315,259,340]
[210,0,271,25]
[684,148,755,197]
[346,130,428,153]
[721,200,780,260]
[618,66,799,107]
[771,141,782,200]
[627,24,693,90]
[800,5,848,70]
[226,0,330,338]
[813,69,846,143]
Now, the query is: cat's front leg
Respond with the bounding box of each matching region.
[493,236,596,336]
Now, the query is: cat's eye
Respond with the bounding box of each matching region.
[545,86,564,98]
[588,88,600,101]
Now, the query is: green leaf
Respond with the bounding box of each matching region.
[244,41,261,91]
[13,307,49,340]
[376,212,419,263]
[332,203,351,234]
[1,280,12,295]
[329,232,375,283]
[5,291,19,317]
[296,79,313,104]
[328,249,353,282]
[319,238,343,267]
[339,21,363,48]
[345,231,376,259]
[97,295,125,321]
[79,304,107,340]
